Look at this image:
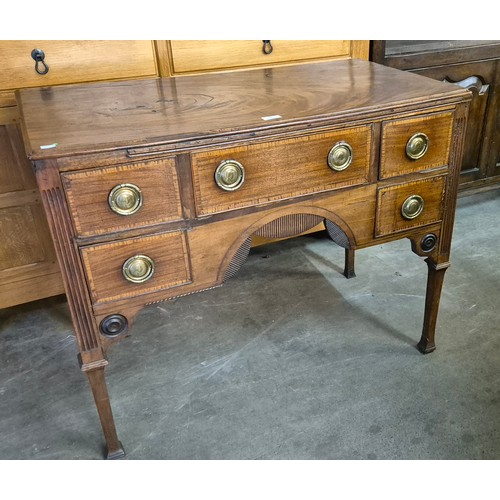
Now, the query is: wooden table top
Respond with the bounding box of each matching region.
[17,59,469,160]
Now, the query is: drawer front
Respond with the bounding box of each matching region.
[62,160,182,237]
[81,231,191,304]
[191,126,372,216]
[380,112,453,179]
[169,40,356,74]
[375,175,447,237]
[0,41,157,91]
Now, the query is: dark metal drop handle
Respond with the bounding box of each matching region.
[31,49,49,75]
[262,40,273,55]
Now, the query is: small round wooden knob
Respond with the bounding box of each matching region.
[215,160,245,191]
[100,314,128,337]
[327,142,353,171]
[122,255,155,283]
[108,183,143,215]
[406,133,429,160]
[401,194,425,220]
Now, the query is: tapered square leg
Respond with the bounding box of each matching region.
[344,248,356,279]
[417,259,449,354]
[86,366,125,459]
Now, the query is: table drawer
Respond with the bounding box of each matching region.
[62,160,183,238]
[169,40,356,74]
[380,112,453,179]
[81,231,191,305]
[375,174,446,237]
[0,40,157,92]
[191,126,372,216]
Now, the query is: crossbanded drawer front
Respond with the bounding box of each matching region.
[191,126,372,216]
[375,174,447,237]
[80,231,191,304]
[62,160,183,237]
[380,112,453,179]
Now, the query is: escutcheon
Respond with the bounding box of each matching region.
[406,133,429,160]
[327,142,353,171]
[215,160,245,191]
[122,255,155,283]
[108,183,143,216]
[401,194,425,220]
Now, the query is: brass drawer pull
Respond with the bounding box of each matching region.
[215,159,245,191]
[401,194,424,220]
[31,48,49,75]
[406,133,429,160]
[327,142,353,171]
[122,255,155,283]
[108,183,143,215]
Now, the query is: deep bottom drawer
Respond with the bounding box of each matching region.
[375,175,446,237]
[81,231,191,304]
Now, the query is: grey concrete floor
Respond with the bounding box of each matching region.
[1,190,500,460]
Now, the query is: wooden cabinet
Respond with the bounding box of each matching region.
[0,41,158,309]
[160,40,369,75]
[371,40,500,193]
[1,40,369,309]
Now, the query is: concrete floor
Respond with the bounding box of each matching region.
[1,190,500,460]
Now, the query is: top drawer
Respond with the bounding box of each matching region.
[61,159,183,238]
[168,40,368,74]
[191,125,372,216]
[0,41,158,91]
[380,112,453,179]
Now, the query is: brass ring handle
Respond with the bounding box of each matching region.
[122,255,155,283]
[401,194,425,220]
[327,142,353,171]
[406,133,429,160]
[215,160,245,191]
[108,183,143,216]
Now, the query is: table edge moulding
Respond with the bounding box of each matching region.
[15,59,472,459]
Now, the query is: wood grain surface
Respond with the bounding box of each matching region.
[62,159,182,237]
[17,60,468,161]
[380,112,453,178]
[191,126,372,215]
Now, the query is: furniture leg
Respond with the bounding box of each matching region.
[417,259,450,354]
[85,366,125,459]
[344,248,356,279]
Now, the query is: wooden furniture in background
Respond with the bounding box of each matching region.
[1,40,369,309]
[16,59,470,457]
[0,40,159,308]
[371,40,500,194]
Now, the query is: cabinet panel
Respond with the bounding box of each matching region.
[169,40,367,74]
[412,61,497,185]
[0,41,158,91]
[0,118,64,308]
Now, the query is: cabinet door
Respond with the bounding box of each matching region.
[412,60,498,186]
[0,107,64,308]
[164,40,369,75]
